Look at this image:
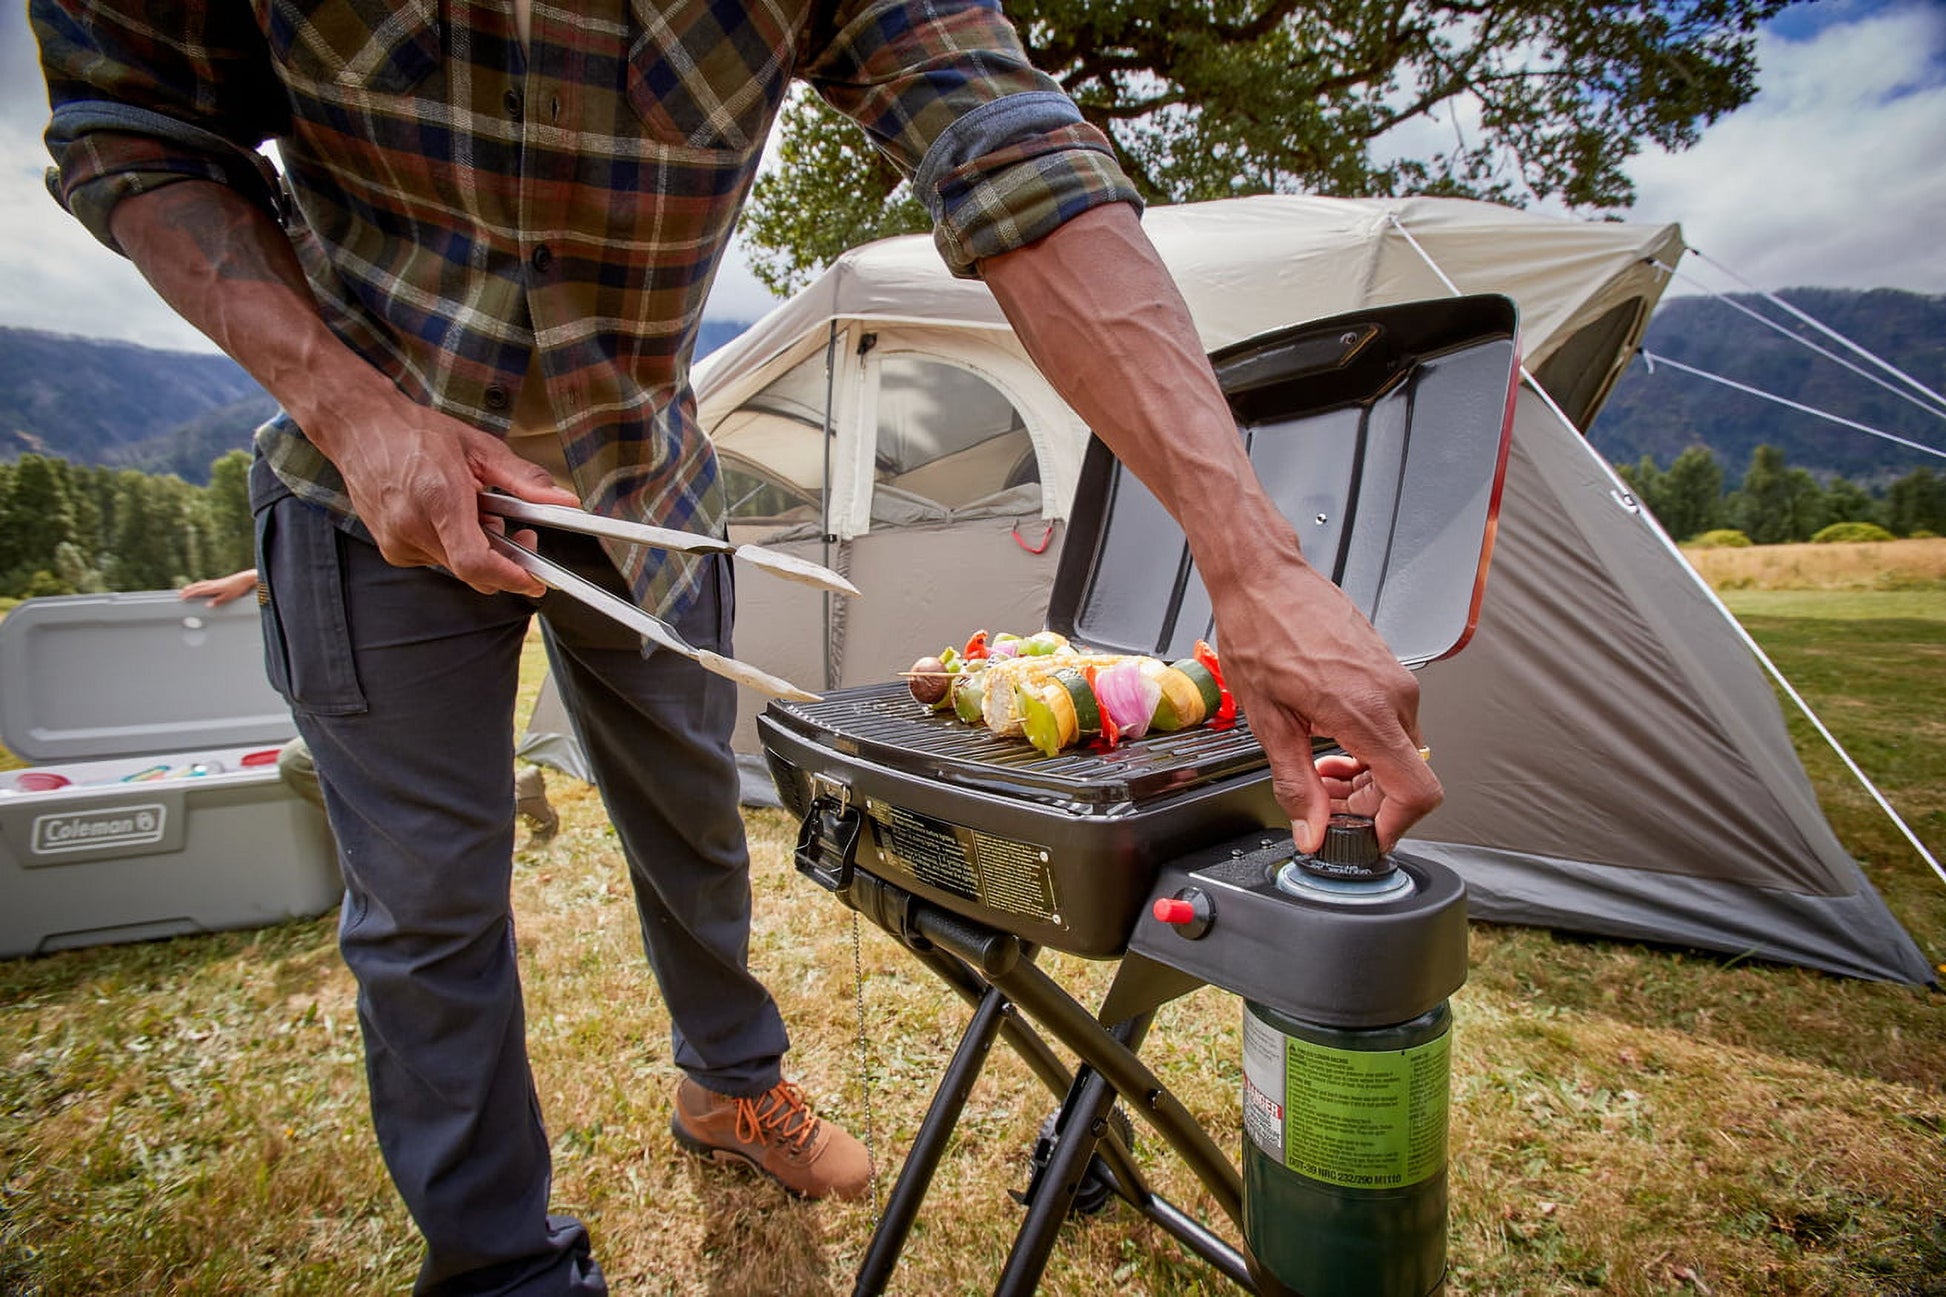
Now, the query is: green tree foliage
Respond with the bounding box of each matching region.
[0,455,80,589]
[1618,445,1939,545]
[52,541,102,595]
[743,0,1797,292]
[204,451,255,575]
[1886,467,1946,538]
[744,96,932,296]
[1618,444,1725,542]
[1725,444,1824,544]
[1658,445,1727,541]
[1809,521,1895,544]
[1818,475,1883,529]
[0,453,251,598]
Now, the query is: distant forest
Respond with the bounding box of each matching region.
[0,287,1941,598]
[1590,287,1945,489]
[1590,287,1945,542]
[0,450,253,600]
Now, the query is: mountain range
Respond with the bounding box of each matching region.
[1589,287,1945,486]
[2,289,1939,488]
[0,319,756,484]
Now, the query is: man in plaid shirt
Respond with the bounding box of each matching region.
[35,0,1442,1290]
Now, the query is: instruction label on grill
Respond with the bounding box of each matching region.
[863,800,1058,923]
[1243,1009,1449,1190]
[868,802,978,899]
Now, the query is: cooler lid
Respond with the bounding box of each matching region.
[1048,295,1518,668]
[0,590,298,762]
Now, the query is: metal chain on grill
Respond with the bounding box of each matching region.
[851,907,880,1217]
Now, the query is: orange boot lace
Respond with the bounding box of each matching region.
[734,1081,820,1155]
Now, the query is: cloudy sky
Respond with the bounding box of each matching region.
[1,0,1941,354]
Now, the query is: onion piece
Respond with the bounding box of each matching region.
[1092,661,1160,739]
[988,638,1023,661]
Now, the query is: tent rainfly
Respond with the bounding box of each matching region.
[521,194,1935,985]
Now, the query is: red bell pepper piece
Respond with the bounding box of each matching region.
[1084,664,1121,749]
[963,630,990,661]
[1195,640,1236,722]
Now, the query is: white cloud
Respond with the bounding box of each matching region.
[1623,3,1946,294]
[1,3,1938,357]
[0,14,224,351]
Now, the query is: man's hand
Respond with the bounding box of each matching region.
[107,178,577,597]
[309,387,580,596]
[981,202,1443,850]
[180,568,259,607]
[1210,560,1442,852]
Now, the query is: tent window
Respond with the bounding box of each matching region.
[1536,298,1648,430]
[873,356,1039,509]
[709,350,830,526]
[720,457,817,525]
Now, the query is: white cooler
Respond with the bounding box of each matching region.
[0,591,340,957]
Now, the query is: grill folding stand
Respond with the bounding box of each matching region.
[761,297,1521,1295]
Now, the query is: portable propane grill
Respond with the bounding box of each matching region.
[762,296,1520,1296]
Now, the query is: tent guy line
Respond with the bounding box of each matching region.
[1687,248,1946,419]
[1639,351,1946,462]
[1390,211,1946,894]
[1667,266,1946,424]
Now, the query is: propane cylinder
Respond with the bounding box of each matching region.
[1240,815,1453,1297]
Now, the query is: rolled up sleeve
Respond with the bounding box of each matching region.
[32,0,288,254]
[805,0,1143,277]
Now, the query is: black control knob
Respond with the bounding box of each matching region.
[1297,814,1393,881]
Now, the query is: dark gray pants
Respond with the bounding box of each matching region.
[253,463,789,1295]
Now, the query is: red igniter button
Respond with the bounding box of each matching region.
[1151,889,1213,938]
[1153,897,1198,924]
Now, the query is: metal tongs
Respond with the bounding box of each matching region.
[479,493,857,702]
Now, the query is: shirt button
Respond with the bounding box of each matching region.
[484,386,511,411]
[503,88,523,120]
[549,94,562,122]
[531,244,554,274]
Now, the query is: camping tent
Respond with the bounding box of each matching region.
[522,194,1934,985]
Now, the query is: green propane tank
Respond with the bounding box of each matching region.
[1241,815,1454,1296]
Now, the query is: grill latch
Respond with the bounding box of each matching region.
[794,774,862,896]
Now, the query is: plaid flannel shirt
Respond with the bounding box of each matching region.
[35,0,1140,617]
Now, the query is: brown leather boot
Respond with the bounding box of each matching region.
[670,1077,870,1200]
[514,765,559,843]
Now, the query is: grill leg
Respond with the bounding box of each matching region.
[996,1015,1150,1296]
[909,941,1159,1207]
[839,874,1264,1293]
[853,973,1013,1296]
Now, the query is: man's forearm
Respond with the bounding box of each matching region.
[106,177,574,593]
[979,202,1305,592]
[982,200,1442,849]
[107,179,395,452]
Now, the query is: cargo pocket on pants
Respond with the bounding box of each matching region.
[255,493,368,717]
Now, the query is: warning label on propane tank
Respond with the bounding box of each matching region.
[1241,1010,1287,1158]
[1280,1032,1449,1190]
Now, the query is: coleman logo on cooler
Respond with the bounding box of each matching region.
[33,804,167,855]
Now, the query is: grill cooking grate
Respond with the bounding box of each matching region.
[767,682,1272,808]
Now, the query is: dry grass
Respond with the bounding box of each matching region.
[1681,536,1946,593]
[4,550,1945,1295]
[4,789,1941,1295]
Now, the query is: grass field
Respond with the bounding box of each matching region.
[1,546,1942,1296]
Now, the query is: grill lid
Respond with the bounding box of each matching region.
[1049,295,1519,667]
[764,296,1518,809]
